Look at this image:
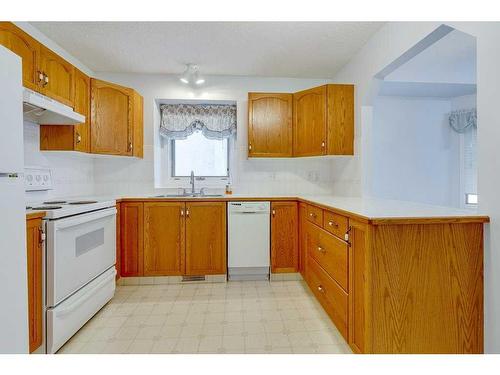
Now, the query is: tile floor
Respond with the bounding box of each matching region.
[57,280,352,354]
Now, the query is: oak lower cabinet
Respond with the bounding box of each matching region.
[119,201,226,277]
[120,202,144,277]
[185,202,227,275]
[143,202,185,276]
[247,93,293,157]
[90,79,143,157]
[40,68,91,152]
[270,201,298,273]
[26,215,43,353]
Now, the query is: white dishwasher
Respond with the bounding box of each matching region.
[228,201,270,280]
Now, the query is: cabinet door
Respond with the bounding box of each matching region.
[73,69,91,152]
[120,202,144,277]
[293,85,327,156]
[185,202,226,275]
[271,201,298,273]
[0,22,41,91]
[26,218,43,353]
[144,202,185,276]
[298,203,307,277]
[348,219,369,354]
[39,45,74,107]
[90,78,132,156]
[248,93,292,157]
[327,84,354,155]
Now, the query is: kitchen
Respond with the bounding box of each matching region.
[1,4,500,370]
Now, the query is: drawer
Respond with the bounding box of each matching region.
[307,256,348,340]
[323,210,348,240]
[307,222,348,291]
[306,205,323,226]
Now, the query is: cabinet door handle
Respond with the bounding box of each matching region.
[272,209,276,217]
[317,246,325,253]
[248,144,252,151]
[76,132,82,144]
[321,141,325,148]
[317,285,325,293]
[38,226,45,245]
[328,220,338,228]
[186,209,190,217]
[44,74,49,86]
[128,142,133,152]
[38,71,44,84]
[180,209,184,217]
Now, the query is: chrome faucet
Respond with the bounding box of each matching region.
[190,170,195,195]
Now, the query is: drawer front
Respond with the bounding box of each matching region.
[307,222,348,291]
[306,205,323,226]
[323,210,349,240]
[307,256,348,340]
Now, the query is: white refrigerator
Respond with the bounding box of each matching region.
[0,46,29,353]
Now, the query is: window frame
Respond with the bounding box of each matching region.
[170,136,231,180]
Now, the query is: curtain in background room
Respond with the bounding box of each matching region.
[160,103,237,140]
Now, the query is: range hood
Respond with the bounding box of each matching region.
[23,88,85,125]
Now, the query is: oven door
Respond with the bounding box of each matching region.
[46,207,116,307]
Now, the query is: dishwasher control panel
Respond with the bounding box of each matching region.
[228,201,270,213]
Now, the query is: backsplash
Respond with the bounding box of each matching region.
[23,121,95,202]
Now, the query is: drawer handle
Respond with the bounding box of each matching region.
[309,213,316,218]
[328,220,339,228]
[317,285,325,293]
[317,246,325,253]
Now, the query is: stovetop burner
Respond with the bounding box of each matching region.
[43,200,67,204]
[31,206,63,210]
[68,200,98,205]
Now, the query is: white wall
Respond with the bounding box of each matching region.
[92,73,361,197]
[333,21,500,353]
[370,96,460,207]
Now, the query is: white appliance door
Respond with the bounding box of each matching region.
[0,46,24,173]
[46,207,117,307]
[0,47,28,353]
[47,267,116,354]
[228,202,271,268]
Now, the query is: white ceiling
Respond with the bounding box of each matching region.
[30,22,383,78]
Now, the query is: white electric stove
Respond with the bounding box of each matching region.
[27,198,117,353]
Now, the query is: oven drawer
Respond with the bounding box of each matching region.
[46,267,116,354]
[46,207,116,307]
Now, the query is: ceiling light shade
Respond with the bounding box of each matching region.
[179,64,205,85]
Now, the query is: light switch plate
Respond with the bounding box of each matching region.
[24,167,53,191]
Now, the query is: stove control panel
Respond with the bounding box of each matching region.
[25,167,53,191]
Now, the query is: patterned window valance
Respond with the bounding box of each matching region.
[160,103,237,140]
[449,108,477,133]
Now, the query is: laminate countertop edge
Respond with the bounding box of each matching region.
[114,195,490,225]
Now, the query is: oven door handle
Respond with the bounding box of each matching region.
[55,208,117,231]
[55,268,116,318]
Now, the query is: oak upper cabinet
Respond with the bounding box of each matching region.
[248,93,293,157]
[185,202,227,275]
[327,84,354,155]
[120,202,144,277]
[144,202,185,276]
[293,85,327,156]
[40,68,91,152]
[26,216,43,353]
[292,84,354,157]
[39,45,74,107]
[0,22,41,91]
[90,79,143,157]
[271,201,298,273]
